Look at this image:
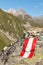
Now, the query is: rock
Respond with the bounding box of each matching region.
[35,58,42,65]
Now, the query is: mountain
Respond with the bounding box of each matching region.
[0,8,43,50]
[8,8,43,27]
[0,8,27,50]
[8,8,33,21]
[8,8,16,16]
[0,9,26,39]
[0,8,43,65]
[33,16,43,27]
[33,16,43,23]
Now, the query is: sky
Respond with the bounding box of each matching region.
[0,0,43,16]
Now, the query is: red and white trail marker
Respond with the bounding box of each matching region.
[20,37,37,58]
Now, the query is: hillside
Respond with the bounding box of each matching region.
[34,16,43,23]
[0,32,11,50]
[0,9,43,65]
[0,34,43,65]
[33,16,43,27]
[8,8,43,27]
[0,9,26,39]
[0,8,43,50]
[0,9,26,50]
[8,8,33,20]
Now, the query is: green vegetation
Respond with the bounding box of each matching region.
[0,32,11,50]
[0,9,43,39]
[0,9,25,39]
[29,20,43,28]
[0,9,25,50]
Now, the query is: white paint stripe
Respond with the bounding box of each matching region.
[23,51,30,58]
[26,38,34,52]
[23,38,34,58]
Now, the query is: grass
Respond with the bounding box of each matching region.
[0,9,26,39]
[0,32,11,50]
[0,9,26,50]
[29,20,43,28]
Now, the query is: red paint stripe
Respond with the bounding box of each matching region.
[20,38,29,56]
[28,37,37,58]
[28,51,34,58]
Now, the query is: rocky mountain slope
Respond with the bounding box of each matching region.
[34,16,43,23]
[0,8,43,50]
[0,9,26,39]
[0,31,11,50]
[0,8,26,50]
[8,8,33,21]
[8,8,43,27]
[0,35,43,65]
[0,8,43,65]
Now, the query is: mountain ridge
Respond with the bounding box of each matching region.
[7,8,33,20]
[33,16,43,22]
